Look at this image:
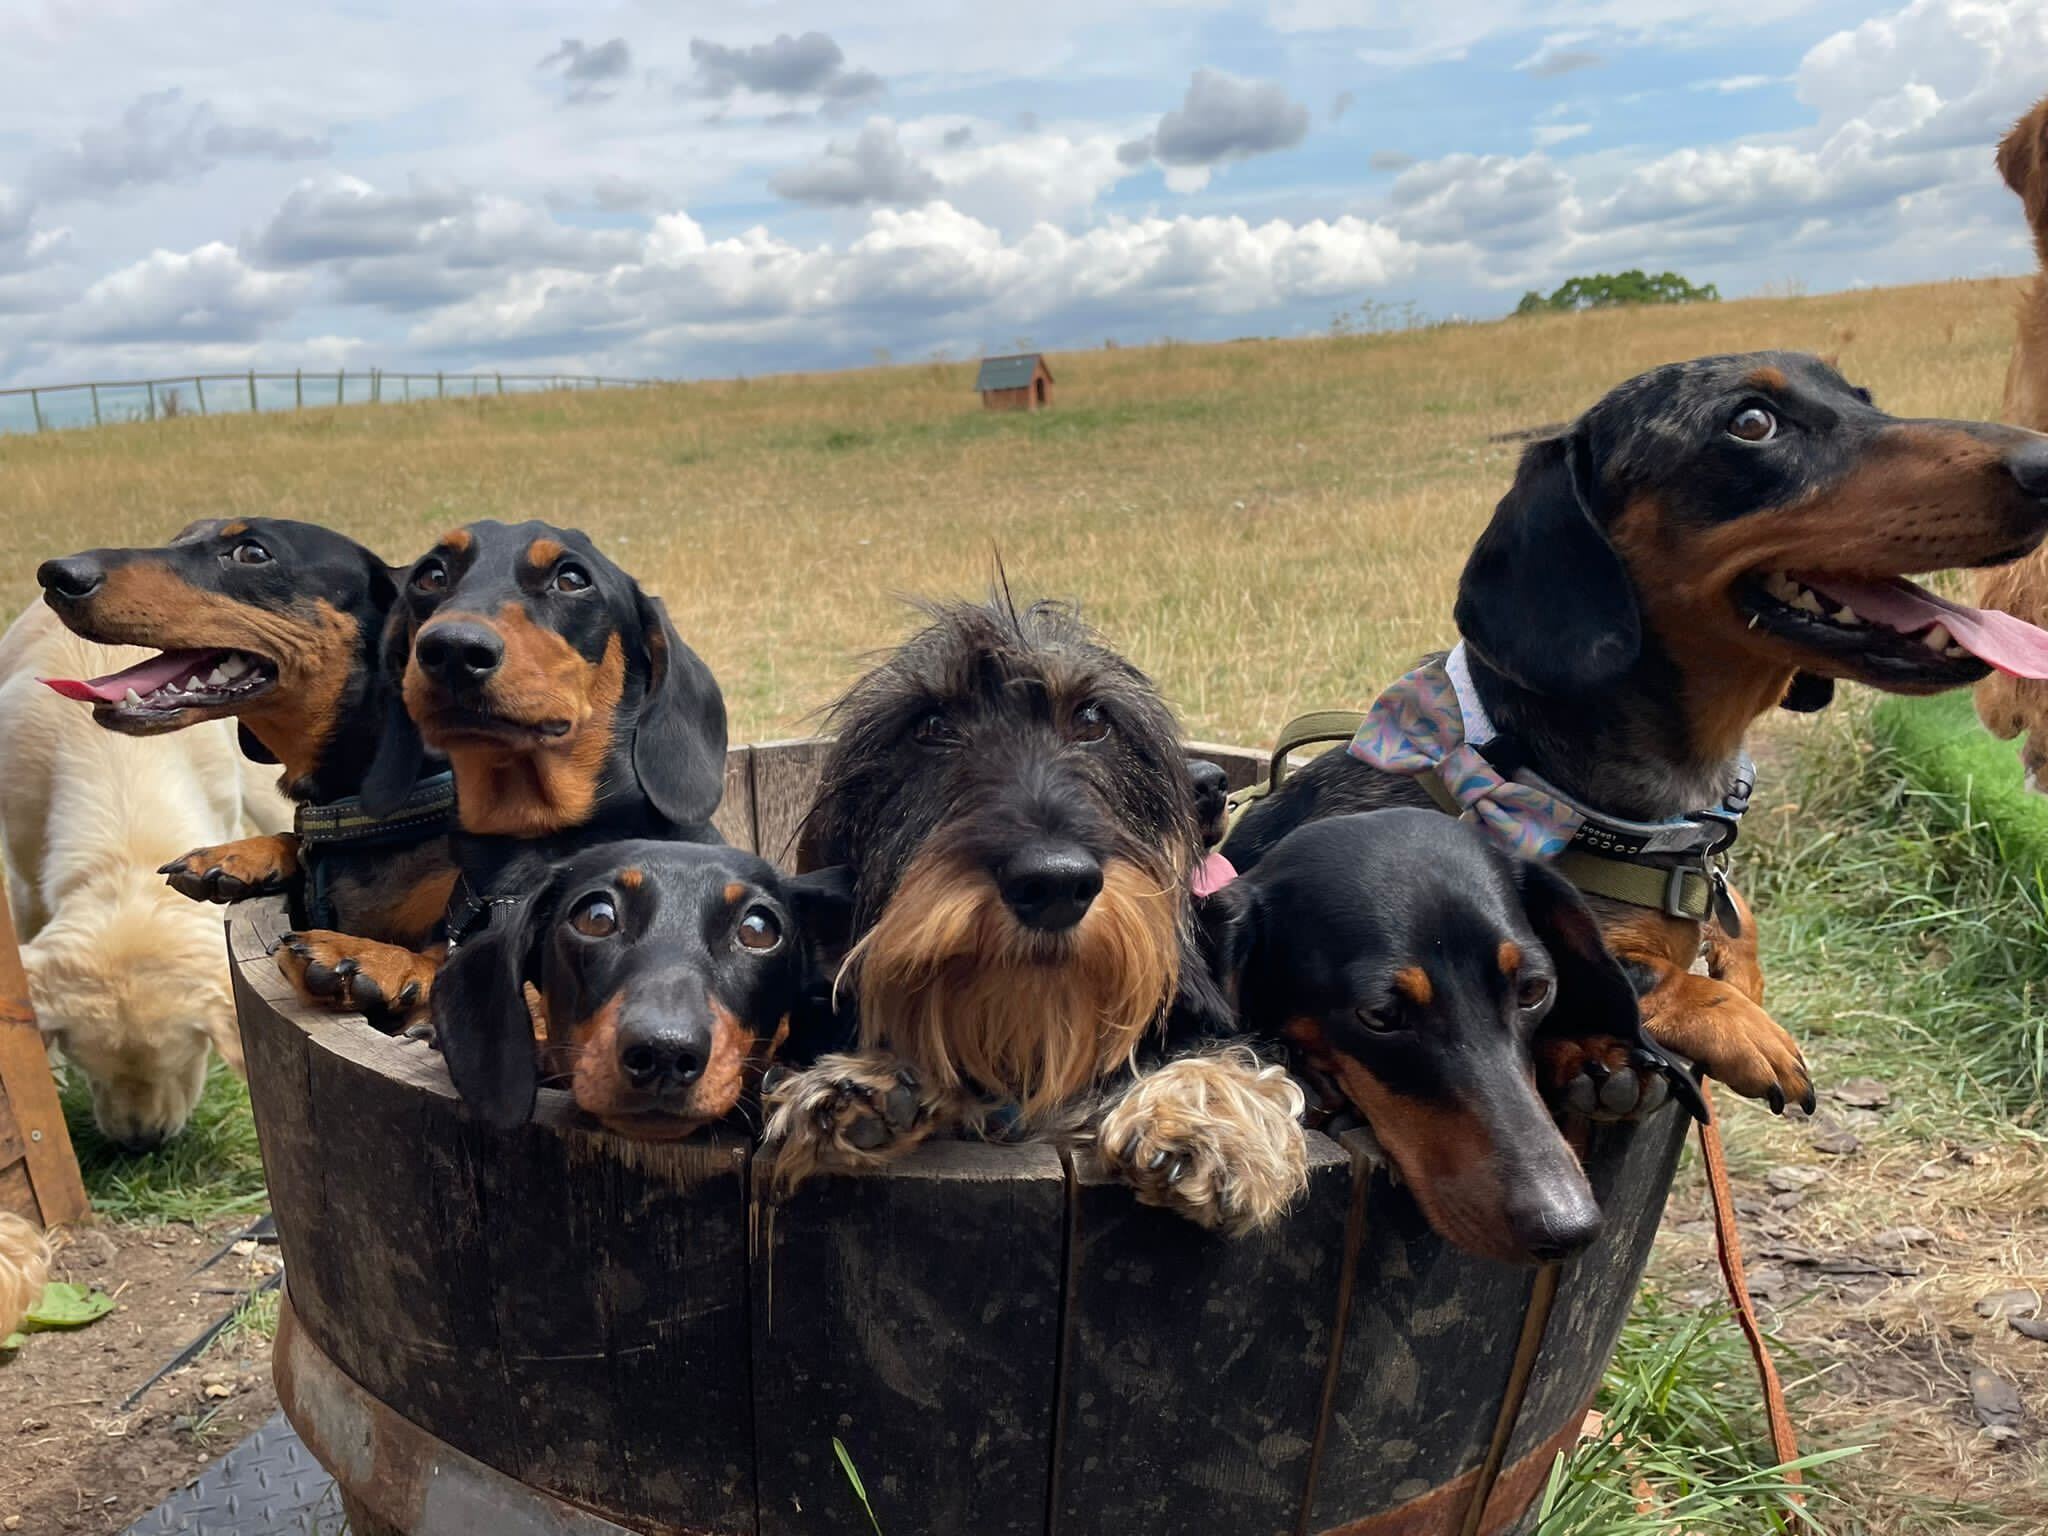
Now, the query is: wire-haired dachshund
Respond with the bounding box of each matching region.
[1227,351,2048,1116]
[35,518,451,951]
[430,840,851,1137]
[273,519,729,1018]
[1202,809,1704,1264]
[764,596,1308,1236]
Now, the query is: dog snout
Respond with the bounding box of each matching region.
[416,619,505,689]
[996,841,1104,931]
[617,1015,710,1095]
[2005,434,2048,502]
[38,556,104,602]
[1505,1173,1603,1263]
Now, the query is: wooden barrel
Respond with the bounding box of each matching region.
[235,740,1689,1536]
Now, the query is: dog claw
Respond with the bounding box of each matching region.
[1147,1149,1170,1170]
[1767,1085,1786,1115]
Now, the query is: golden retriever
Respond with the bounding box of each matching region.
[0,1211,51,1339]
[1976,94,2048,784]
[0,603,289,1150]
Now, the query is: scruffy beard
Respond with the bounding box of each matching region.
[845,849,1183,1121]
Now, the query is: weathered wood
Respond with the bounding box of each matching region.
[1185,740,1267,792]
[1052,1134,1352,1536]
[1301,1151,1539,1529]
[749,737,834,871]
[0,881,88,1228]
[713,744,756,852]
[752,1140,1066,1536]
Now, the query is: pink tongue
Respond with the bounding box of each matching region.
[40,648,223,704]
[1191,851,1238,898]
[1801,576,2048,680]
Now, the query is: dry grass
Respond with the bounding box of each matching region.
[0,277,2026,744]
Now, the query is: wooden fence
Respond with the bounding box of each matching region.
[0,369,660,435]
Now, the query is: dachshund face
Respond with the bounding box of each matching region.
[1457,351,2048,756]
[1203,809,1695,1265]
[380,520,725,837]
[431,840,849,1136]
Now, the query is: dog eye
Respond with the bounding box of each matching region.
[1517,976,1553,1012]
[1728,406,1778,443]
[1355,1007,1401,1036]
[412,561,448,594]
[229,541,272,566]
[553,565,591,593]
[912,710,954,747]
[736,907,784,953]
[568,894,618,938]
[1071,701,1112,744]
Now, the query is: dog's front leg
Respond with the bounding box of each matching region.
[1632,962,1814,1115]
[1096,1048,1309,1236]
[161,833,301,903]
[761,1051,950,1191]
[275,931,442,1022]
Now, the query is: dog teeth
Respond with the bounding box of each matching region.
[1923,623,1953,653]
[219,653,249,679]
[1790,589,1824,614]
[1833,605,1862,625]
[1945,644,1968,659]
[124,688,144,707]
[206,666,230,686]
[1764,571,1798,601]
[184,674,207,691]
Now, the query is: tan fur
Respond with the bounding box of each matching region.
[0,1213,52,1339]
[761,1049,949,1189]
[1095,1048,1308,1235]
[1976,95,2048,781]
[847,851,1180,1120]
[0,604,289,1147]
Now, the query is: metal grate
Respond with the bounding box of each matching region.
[121,1413,344,1536]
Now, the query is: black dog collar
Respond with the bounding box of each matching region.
[295,770,457,850]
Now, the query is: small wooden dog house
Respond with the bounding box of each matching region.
[976,353,1053,412]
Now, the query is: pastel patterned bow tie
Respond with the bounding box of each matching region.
[1348,644,1587,860]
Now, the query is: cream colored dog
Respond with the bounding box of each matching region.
[0,1211,51,1338]
[0,603,289,1150]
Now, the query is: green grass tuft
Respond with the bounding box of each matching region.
[60,1060,268,1225]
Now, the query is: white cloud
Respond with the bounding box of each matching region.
[771,120,943,207]
[30,90,326,202]
[1532,123,1591,148]
[1692,74,1782,93]
[687,31,883,105]
[536,38,633,107]
[1390,152,1579,253]
[62,243,303,344]
[1517,36,1604,78]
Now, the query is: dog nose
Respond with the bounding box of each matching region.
[997,842,1104,931]
[2008,436,2048,501]
[416,620,504,687]
[618,1020,709,1095]
[1508,1180,1603,1264]
[38,556,104,601]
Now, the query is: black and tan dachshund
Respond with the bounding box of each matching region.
[1201,809,1704,1264]
[273,519,729,1016]
[1226,351,2048,1114]
[35,518,453,952]
[430,839,850,1137]
[764,596,1308,1235]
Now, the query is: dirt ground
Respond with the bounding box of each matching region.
[1,1221,279,1536]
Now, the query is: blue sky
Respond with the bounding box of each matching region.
[0,0,2042,388]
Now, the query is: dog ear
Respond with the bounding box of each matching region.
[1514,858,1707,1123]
[631,591,729,830]
[1999,100,2048,234]
[1778,671,1835,713]
[237,724,280,765]
[1455,431,1641,696]
[358,608,427,818]
[786,864,855,956]
[432,894,548,1129]
[1195,878,1262,995]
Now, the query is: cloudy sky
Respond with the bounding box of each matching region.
[0,0,2042,387]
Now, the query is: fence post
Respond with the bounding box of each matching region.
[147,381,157,421]
[437,371,445,399]
[295,369,303,409]
[29,389,43,433]
[496,373,504,396]
[336,371,344,406]
[90,383,101,427]
[371,369,380,405]
[195,377,207,415]
[248,370,258,413]
[404,374,412,402]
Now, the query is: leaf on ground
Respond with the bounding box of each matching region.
[1975,1287,2041,1320]
[1970,1366,2023,1429]
[1809,1128,1862,1156]
[24,1282,115,1330]
[1830,1078,1892,1109]
[2010,1317,2048,1343]
[1,1331,23,1352]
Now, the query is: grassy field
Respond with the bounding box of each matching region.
[8,276,2046,1534]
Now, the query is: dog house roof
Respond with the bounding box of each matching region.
[974,354,1051,391]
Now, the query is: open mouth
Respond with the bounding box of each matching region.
[41,648,277,727]
[1736,570,2048,690]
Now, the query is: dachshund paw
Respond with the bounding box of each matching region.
[762,1054,938,1190]
[1097,1051,1308,1236]
[1539,1036,1673,1122]
[160,834,299,904]
[1644,980,1815,1116]
[276,931,437,1020]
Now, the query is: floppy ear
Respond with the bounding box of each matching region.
[1514,858,1707,1123]
[631,591,729,829]
[1779,671,1835,713]
[170,518,227,544]
[1194,878,1262,999]
[358,607,427,818]
[1455,431,1641,697]
[432,894,548,1129]
[786,864,855,957]
[1998,100,2048,239]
